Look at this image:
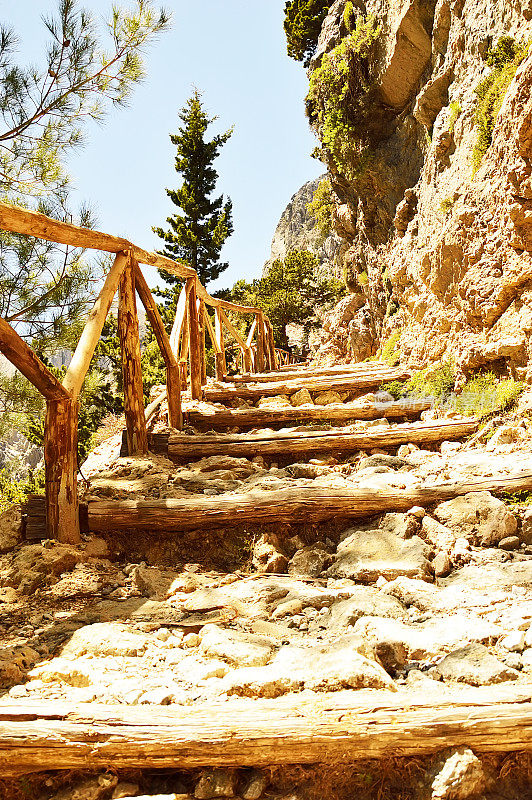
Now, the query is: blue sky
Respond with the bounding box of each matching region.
[4,0,323,290]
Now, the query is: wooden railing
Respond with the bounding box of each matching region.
[0,203,280,544]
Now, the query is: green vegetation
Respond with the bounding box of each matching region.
[447,100,462,133]
[0,468,45,514]
[472,37,530,173]
[284,0,333,66]
[379,330,401,365]
[452,372,524,416]
[343,1,354,31]
[0,0,169,473]
[153,90,233,288]
[220,250,345,351]
[439,196,454,216]
[382,364,524,417]
[305,15,380,181]
[307,177,335,243]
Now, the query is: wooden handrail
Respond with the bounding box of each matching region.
[0,202,280,544]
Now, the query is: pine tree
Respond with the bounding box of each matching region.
[153,91,234,287]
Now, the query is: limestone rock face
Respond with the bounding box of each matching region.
[302,0,532,381]
[263,176,343,279]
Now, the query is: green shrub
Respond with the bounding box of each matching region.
[380,330,401,365]
[0,468,45,513]
[307,177,335,242]
[305,14,380,181]
[284,0,333,66]
[439,196,454,216]
[447,100,462,133]
[357,269,369,286]
[472,37,529,173]
[451,372,524,416]
[343,1,354,31]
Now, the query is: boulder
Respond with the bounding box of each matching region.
[325,587,405,630]
[432,643,520,685]
[328,527,432,583]
[314,390,344,405]
[288,545,330,577]
[422,747,490,800]
[195,769,237,799]
[0,505,22,552]
[199,624,274,668]
[434,492,517,547]
[290,388,313,407]
[521,508,532,545]
[61,623,150,658]
[257,395,291,408]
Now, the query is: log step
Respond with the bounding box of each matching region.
[185,399,432,430]
[87,471,532,533]
[203,368,411,402]
[162,419,478,461]
[229,362,405,383]
[1,686,532,775]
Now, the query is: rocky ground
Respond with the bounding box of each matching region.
[1,384,532,798]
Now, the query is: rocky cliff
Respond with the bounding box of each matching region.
[264,176,343,277]
[299,0,532,380]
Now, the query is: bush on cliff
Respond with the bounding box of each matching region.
[472,36,530,173]
[305,14,380,181]
[284,0,333,66]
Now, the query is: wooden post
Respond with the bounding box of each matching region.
[187,278,202,401]
[214,308,227,381]
[265,319,278,370]
[133,264,182,430]
[118,257,148,455]
[256,311,265,373]
[44,397,80,544]
[198,299,207,386]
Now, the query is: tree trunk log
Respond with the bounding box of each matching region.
[165,419,477,460]
[214,308,227,381]
[88,470,532,532]
[198,299,207,386]
[256,312,265,373]
[44,397,80,543]
[166,363,182,430]
[63,252,128,399]
[265,319,277,370]
[0,317,70,401]
[1,686,532,775]
[185,399,432,430]
[204,369,412,401]
[118,260,148,455]
[187,278,202,401]
[231,363,409,383]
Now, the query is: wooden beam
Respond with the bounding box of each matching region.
[133,264,177,368]
[170,284,188,358]
[246,318,257,348]
[63,252,128,399]
[230,363,409,383]
[205,368,412,402]
[88,471,532,533]
[118,259,148,454]
[185,399,432,430]
[132,264,182,429]
[265,319,278,370]
[219,308,252,373]
[44,398,80,543]
[165,418,478,460]
[0,202,195,279]
[214,308,227,381]
[0,317,69,401]
[187,278,202,401]
[256,312,266,373]
[2,687,532,775]
[198,299,207,386]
